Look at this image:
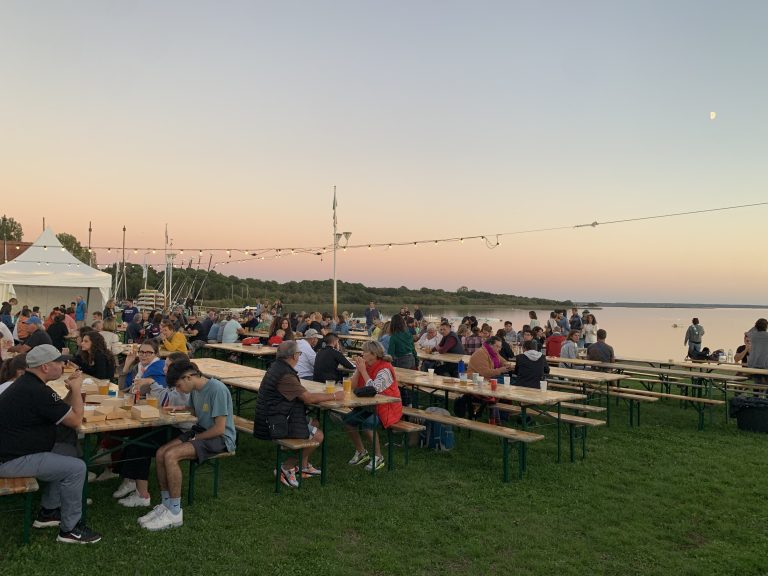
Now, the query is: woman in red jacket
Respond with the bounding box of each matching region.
[344,340,402,472]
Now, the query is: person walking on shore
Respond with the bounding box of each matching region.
[684,318,705,358]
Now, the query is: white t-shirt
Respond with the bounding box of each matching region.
[294,338,317,379]
[0,379,13,397]
[417,332,441,350]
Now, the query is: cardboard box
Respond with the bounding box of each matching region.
[84,395,125,408]
[131,405,160,420]
[83,407,110,422]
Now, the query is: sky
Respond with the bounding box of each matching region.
[1,1,766,304]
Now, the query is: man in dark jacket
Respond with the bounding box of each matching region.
[514,340,550,388]
[313,333,355,383]
[253,341,342,488]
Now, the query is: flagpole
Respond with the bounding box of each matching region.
[332,186,337,319]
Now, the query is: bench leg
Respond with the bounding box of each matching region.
[371,425,377,477]
[582,426,587,460]
[212,459,220,498]
[636,401,641,427]
[188,460,197,505]
[320,410,329,487]
[517,441,524,480]
[275,445,282,494]
[556,403,562,464]
[387,428,394,472]
[23,491,33,544]
[403,432,410,466]
[502,439,510,483]
[520,406,528,473]
[297,448,304,488]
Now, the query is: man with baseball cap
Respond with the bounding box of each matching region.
[294,328,320,379]
[9,314,53,354]
[0,345,102,543]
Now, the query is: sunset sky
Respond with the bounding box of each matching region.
[1,1,766,304]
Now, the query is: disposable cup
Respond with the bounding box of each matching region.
[146,397,158,408]
[490,380,497,391]
[539,380,548,392]
[427,368,435,378]
[503,376,511,386]
[343,379,352,395]
[98,383,109,395]
[325,380,336,394]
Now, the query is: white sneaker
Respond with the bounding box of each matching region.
[112,479,136,499]
[93,469,119,483]
[364,455,385,472]
[143,507,183,531]
[118,491,151,508]
[138,504,166,526]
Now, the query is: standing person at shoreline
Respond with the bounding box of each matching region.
[364,301,380,336]
[528,311,540,330]
[569,308,582,336]
[413,305,423,322]
[581,314,598,349]
[746,318,768,383]
[684,318,705,358]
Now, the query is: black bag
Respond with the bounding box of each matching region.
[730,396,768,433]
[267,414,290,439]
[353,386,377,397]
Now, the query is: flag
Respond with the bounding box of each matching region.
[332,187,337,228]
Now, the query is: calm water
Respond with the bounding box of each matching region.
[397,307,768,361]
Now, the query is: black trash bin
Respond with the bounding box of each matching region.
[729,396,768,433]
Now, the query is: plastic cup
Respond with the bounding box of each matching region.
[325,380,336,394]
[459,373,467,384]
[427,368,435,378]
[146,396,158,408]
[490,380,498,391]
[98,383,109,395]
[503,376,511,386]
[539,380,548,392]
[343,378,352,395]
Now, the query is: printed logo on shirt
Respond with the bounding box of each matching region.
[202,403,209,413]
[52,391,61,401]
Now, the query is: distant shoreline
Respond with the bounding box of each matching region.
[588,303,768,309]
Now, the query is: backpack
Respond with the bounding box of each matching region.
[707,349,724,361]
[418,407,455,451]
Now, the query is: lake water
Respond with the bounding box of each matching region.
[392,306,768,361]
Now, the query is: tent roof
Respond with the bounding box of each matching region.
[0,228,112,289]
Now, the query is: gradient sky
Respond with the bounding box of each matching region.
[1,1,766,303]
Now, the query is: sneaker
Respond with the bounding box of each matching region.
[138,504,166,526]
[112,478,136,499]
[57,521,102,544]
[280,466,299,488]
[364,455,385,472]
[118,491,151,508]
[87,471,97,483]
[33,507,61,528]
[93,469,119,483]
[143,507,183,531]
[347,450,370,466]
[301,463,322,477]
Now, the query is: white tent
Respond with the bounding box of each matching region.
[0,228,112,315]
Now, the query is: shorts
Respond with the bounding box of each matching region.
[342,409,380,430]
[179,430,229,463]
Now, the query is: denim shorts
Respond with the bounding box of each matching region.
[342,409,380,430]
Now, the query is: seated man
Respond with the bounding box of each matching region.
[253,341,343,487]
[434,322,465,378]
[0,345,101,543]
[138,360,237,531]
[184,313,207,353]
[586,329,615,368]
[159,320,188,354]
[9,316,53,353]
[545,326,566,358]
[126,313,145,343]
[514,339,550,388]
[220,313,244,344]
[294,328,320,379]
[559,329,583,369]
[313,332,355,383]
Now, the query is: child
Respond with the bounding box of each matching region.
[268,329,285,347]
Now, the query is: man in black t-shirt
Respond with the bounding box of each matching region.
[312,333,356,383]
[184,314,207,353]
[0,344,102,544]
[9,316,53,353]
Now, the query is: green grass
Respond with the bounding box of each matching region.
[2,395,768,576]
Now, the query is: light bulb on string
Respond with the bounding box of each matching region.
[460,238,464,244]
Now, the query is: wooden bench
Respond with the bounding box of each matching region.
[613,386,725,430]
[233,415,321,493]
[187,450,235,505]
[402,406,544,482]
[560,402,606,414]
[550,381,658,427]
[493,404,605,462]
[0,477,39,544]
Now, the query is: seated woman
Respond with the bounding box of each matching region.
[514,339,550,388]
[121,338,167,396]
[100,317,124,356]
[114,352,191,508]
[343,340,402,472]
[269,316,294,342]
[454,336,512,420]
[159,320,188,354]
[145,312,163,341]
[494,329,515,361]
[73,331,116,381]
[46,312,70,352]
[377,320,391,352]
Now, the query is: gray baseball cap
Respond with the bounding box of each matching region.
[304,328,320,338]
[26,344,71,368]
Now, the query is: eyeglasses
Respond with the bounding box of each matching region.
[138,350,154,355]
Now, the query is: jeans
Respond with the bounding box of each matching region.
[688,342,701,356]
[0,450,86,532]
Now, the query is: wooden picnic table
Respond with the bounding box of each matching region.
[205,342,277,357]
[192,357,267,379]
[416,349,470,364]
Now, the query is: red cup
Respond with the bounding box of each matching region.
[490,380,498,391]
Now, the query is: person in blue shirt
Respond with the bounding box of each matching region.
[121,299,140,324]
[75,296,87,328]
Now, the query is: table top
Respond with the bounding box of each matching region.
[242,330,270,338]
[416,349,471,364]
[205,342,278,356]
[192,357,267,379]
[222,374,399,409]
[79,413,197,434]
[395,368,585,405]
[675,361,768,376]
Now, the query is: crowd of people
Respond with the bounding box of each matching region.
[2,293,767,545]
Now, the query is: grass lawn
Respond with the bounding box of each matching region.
[1,389,767,576]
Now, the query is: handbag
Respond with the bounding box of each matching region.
[354,386,377,398]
